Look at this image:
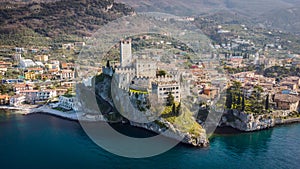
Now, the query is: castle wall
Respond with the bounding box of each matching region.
[135,59,157,78]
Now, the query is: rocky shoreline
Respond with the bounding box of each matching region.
[220,109,300,132]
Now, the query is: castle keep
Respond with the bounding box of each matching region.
[104,39,188,104]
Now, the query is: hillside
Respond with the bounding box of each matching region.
[256,7,300,34]
[0,0,135,46]
[115,0,300,33]
[115,0,297,16]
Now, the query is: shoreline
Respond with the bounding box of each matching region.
[1,105,300,136]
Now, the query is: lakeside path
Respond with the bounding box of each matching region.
[27,105,107,122]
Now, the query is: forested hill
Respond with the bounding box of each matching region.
[0,0,135,46]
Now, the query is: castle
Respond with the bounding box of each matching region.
[104,39,189,104]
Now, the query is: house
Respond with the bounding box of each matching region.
[36,90,57,101]
[45,60,60,71]
[61,81,76,88]
[74,42,85,47]
[0,61,12,67]
[10,95,26,106]
[274,94,300,111]
[62,43,74,50]
[282,76,300,86]
[25,72,37,80]
[0,66,8,75]
[56,89,68,96]
[60,69,75,79]
[20,59,36,68]
[58,95,75,110]
[61,62,75,70]
[13,83,33,93]
[26,67,44,74]
[203,87,219,98]
[41,74,54,80]
[0,94,10,105]
[35,55,49,62]
[20,90,57,104]
[280,81,298,91]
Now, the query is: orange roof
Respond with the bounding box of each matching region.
[0,94,9,99]
[27,67,43,71]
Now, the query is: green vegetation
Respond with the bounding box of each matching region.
[0,0,134,47]
[224,65,255,74]
[156,70,167,77]
[160,103,204,137]
[226,81,270,114]
[0,84,14,96]
[264,66,300,79]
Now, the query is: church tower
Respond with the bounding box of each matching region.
[120,39,132,67]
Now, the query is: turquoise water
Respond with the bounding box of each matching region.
[0,112,300,169]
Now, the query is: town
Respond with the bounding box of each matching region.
[0,17,299,128]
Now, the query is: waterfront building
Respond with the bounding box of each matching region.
[58,95,75,110]
[0,94,10,105]
[9,95,25,106]
[274,94,300,111]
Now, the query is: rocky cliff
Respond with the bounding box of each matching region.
[221,109,300,131]
[76,74,209,147]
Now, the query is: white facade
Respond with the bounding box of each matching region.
[60,70,75,79]
[10,95,25,106]
[59,95,75,110]
[20,90,57,103]
[20,59,36,68]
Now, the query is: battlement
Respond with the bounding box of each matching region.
[120,39,132,44]
[115,67,135,75]
[155,74,179,82]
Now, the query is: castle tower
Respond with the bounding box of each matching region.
[120,39,132,67]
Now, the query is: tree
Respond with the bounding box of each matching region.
[226,89,233,109]
[106,60,110,67]
[172,103,176,115]
[157,70,167,77]
[166,92,175,106]
[265,94,269,110]
[242,93,245,111]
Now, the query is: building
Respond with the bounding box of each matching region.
[0,66,8,75]
[135,58,157,78]
[282,76,300,86]
[0,61,12,67]
[74,42,86,47]
[20,59,36,68]
[41,74,54,80]
[35,55,49,63]
[56,89,68,96]
[58,95,75,110]
[152,77,181,103]
[24,72,37,80]
[20,90,57,103]
[0,94,10,105]
[60,69,75,79]
[113,39,189,104]
[280,81,298,91]
[274,94,300,111]
[26,67,44,74]
[13,83,33,93]
[10,95,25,106]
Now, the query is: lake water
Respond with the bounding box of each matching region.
[0,112,299,169]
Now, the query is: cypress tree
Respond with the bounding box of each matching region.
[242,93,245,111]
[265,94,269,110]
